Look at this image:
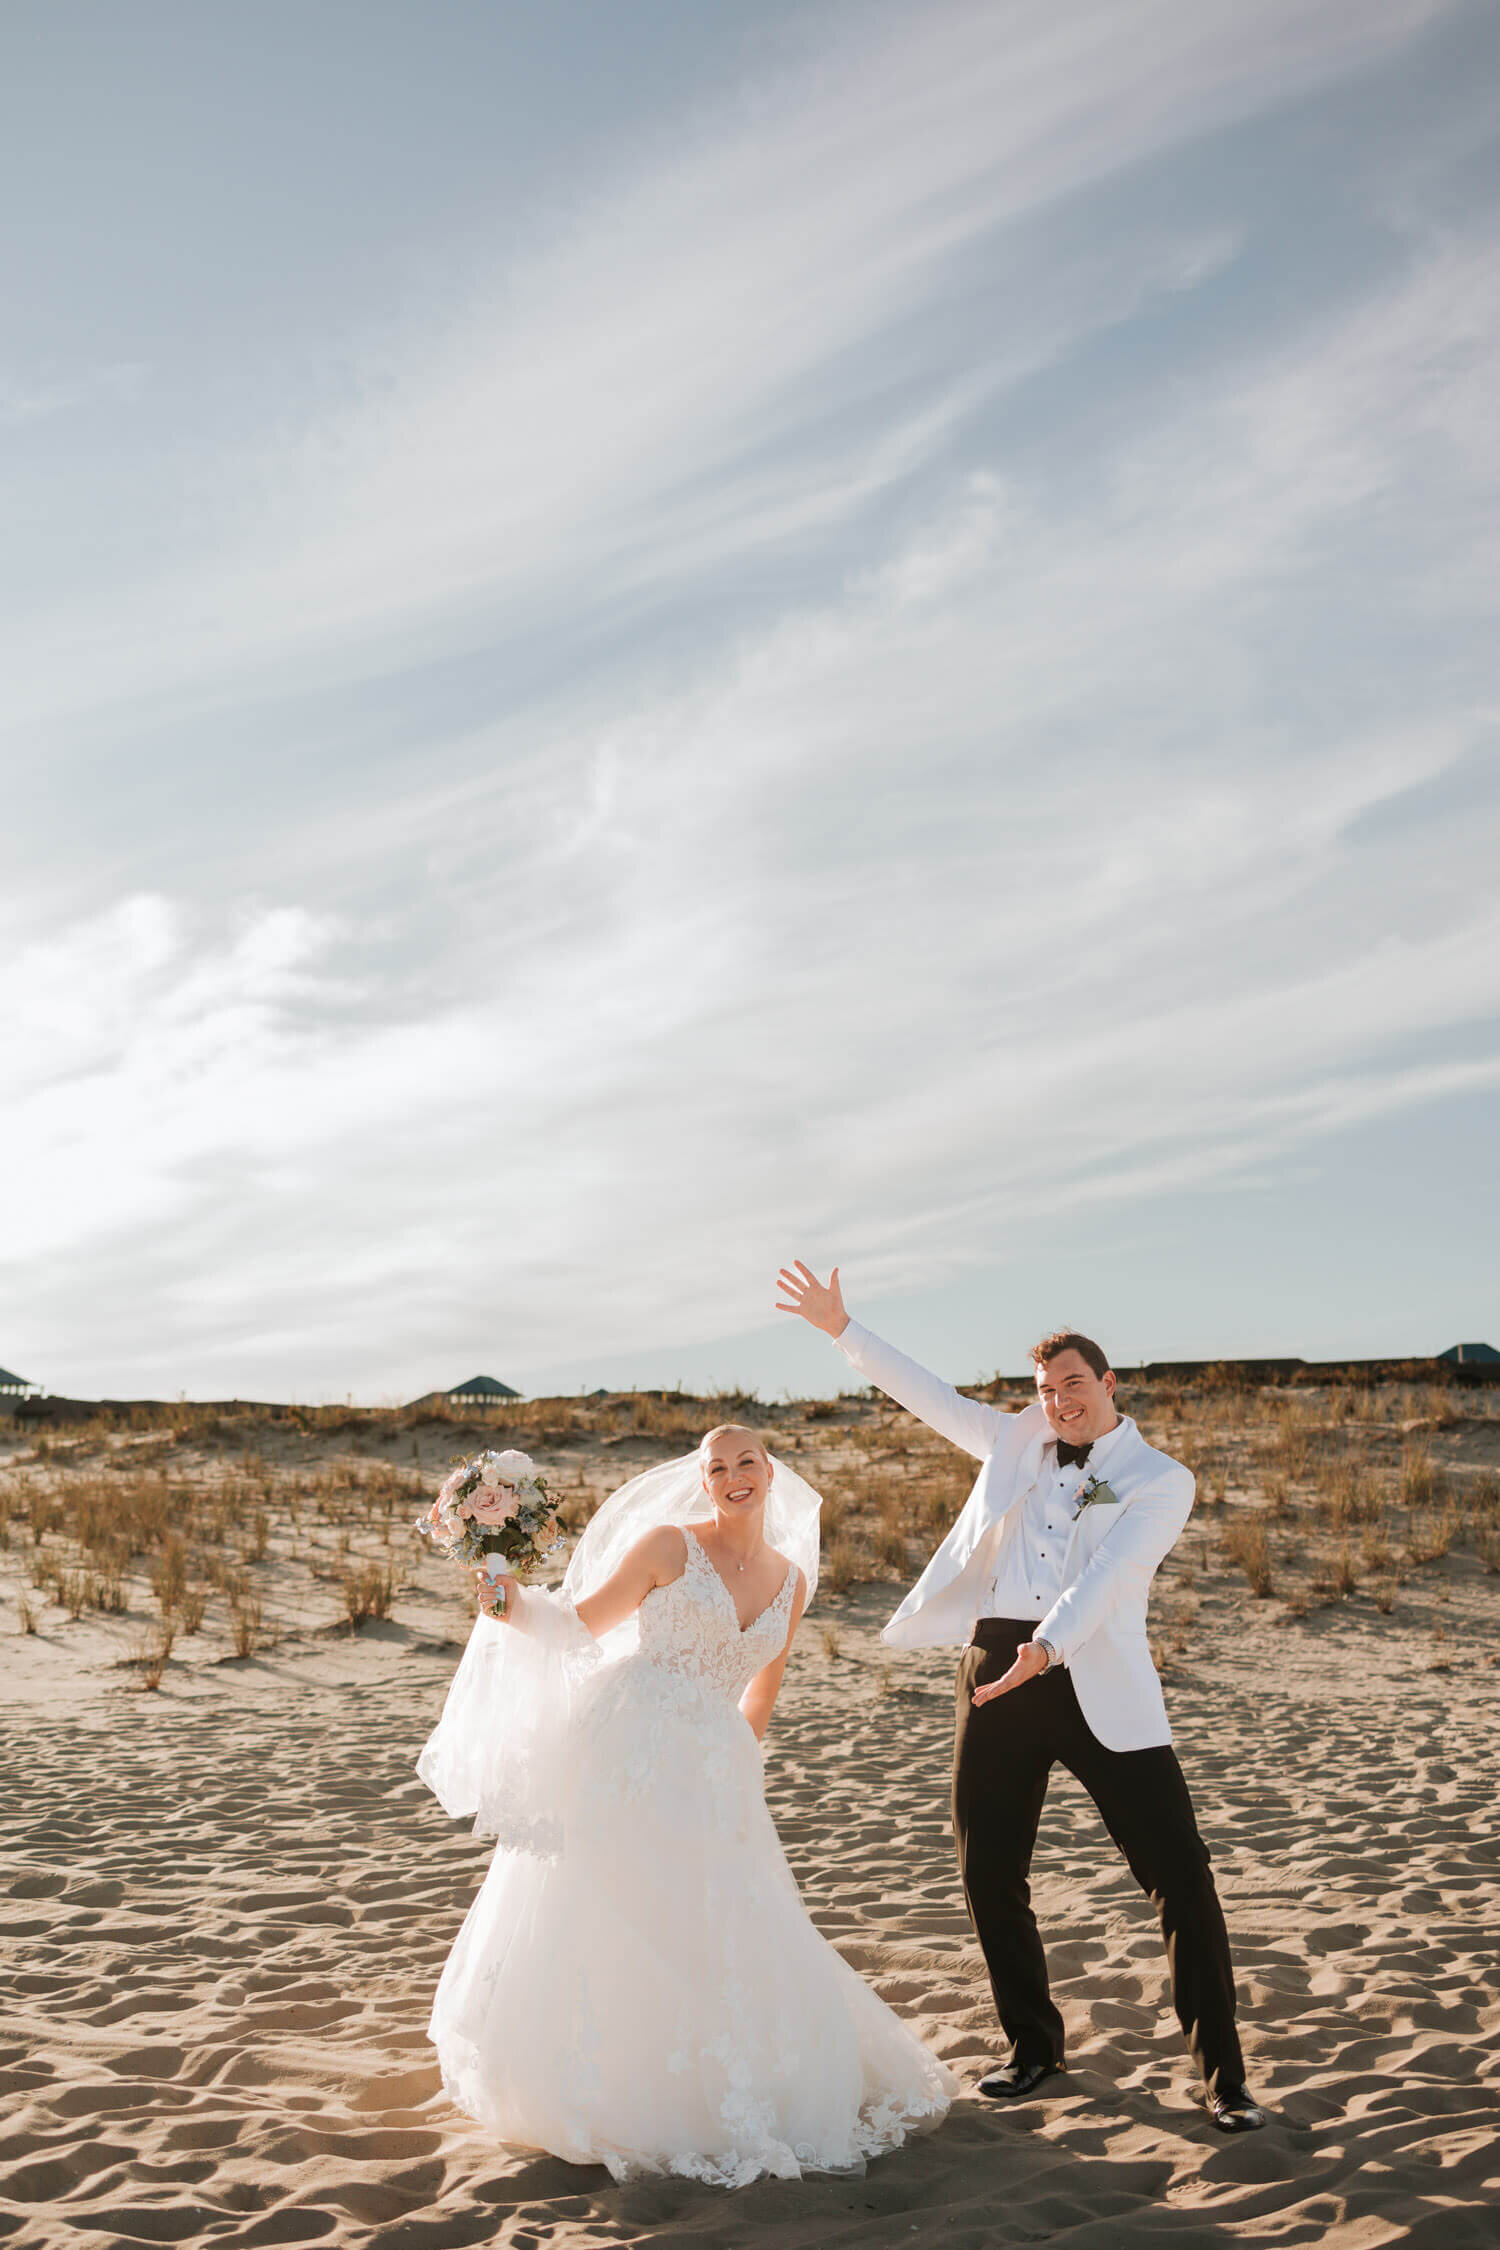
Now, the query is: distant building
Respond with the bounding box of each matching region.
[1437,1342,1500,1366]
[0,1366,40,1398]
[446,1374,523,1404]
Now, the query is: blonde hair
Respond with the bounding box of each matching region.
[698,1422,768,1462]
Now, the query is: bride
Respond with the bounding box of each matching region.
[417,1422,955,2186]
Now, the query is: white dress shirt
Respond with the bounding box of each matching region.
[981,1419,1129,1634]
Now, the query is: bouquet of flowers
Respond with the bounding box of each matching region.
[416,1448,563,1601]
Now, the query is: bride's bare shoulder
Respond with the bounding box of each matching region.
[626,1522,691,1583]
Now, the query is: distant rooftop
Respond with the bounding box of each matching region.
[0,1366,38,1396]
[1437,1342,1500,1365]
[446,1374,522,1401]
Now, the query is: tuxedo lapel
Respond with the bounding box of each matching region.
[1056,1419,1150,1558]
[884,1411,1161,1649]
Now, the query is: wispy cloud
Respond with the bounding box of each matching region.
[5,0,1454,733]
[0,360,145,425]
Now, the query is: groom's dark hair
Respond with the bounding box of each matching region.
[1030,1330,1111,1380]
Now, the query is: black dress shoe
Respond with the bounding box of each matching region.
[1207,2083,1267,2132]
[977,2057,1063,2100]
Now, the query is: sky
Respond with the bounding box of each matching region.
[3,0,1498,1404]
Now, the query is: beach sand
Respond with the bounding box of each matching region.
[3,1410,1497,2247]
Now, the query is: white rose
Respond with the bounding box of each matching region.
[481,1448,535,1480]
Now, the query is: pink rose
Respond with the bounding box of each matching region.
[466,1482,519,1526]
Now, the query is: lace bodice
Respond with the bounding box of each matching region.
[636,1527,797,1704]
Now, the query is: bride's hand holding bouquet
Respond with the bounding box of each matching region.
[476,1565,519,1620]
[415,1448,562,1618]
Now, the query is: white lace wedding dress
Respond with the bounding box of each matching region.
[424,1526,955,2186]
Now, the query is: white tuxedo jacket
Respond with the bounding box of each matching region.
[836,1321,1195,1752]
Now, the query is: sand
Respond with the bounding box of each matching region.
[3,1422,1498,2247]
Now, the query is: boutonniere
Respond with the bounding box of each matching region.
[1073,1472,1121,1519]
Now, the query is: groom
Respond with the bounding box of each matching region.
[777,1263,1265,2133]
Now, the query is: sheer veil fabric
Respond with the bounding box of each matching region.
[416,1449,822,1849]
[565,1448,823,1625]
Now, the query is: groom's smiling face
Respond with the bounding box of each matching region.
[1035,1349,1119,1444]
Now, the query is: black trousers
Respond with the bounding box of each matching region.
[953,1619,1245,2095]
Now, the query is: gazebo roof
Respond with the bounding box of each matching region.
[1437,1341,1500,1364]
[0,1366,34,1388]
[446,1374,522,1400]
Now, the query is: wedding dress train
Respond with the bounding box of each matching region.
[421,1526,954,2186]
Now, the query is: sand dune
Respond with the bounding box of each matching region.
[3,1565,1497,2249]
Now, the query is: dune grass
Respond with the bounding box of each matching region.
[1,1372,1494,1674]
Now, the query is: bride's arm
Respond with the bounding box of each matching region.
[478,1524,686,1640]
[738,1571,809,1741]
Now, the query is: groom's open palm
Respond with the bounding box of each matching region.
[972,1642,1050,1702]
[776,1261,848,1338]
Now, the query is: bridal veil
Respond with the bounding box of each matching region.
[416,1446,822,1846]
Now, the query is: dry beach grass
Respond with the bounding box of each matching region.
[2,1374,1497,2246]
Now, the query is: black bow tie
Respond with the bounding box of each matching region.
[1055,1438,1093,1468]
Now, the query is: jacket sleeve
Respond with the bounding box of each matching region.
[834,1318,1010,1463]
[1036,1469,1194,1665]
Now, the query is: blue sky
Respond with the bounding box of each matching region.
[3,0,1497,1402]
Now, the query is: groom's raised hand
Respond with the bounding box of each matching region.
[775,1261,850,1339]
